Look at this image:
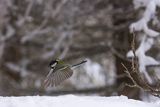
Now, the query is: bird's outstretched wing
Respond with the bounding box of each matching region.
[44,66,73,87]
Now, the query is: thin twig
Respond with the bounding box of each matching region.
[122,33,160,98]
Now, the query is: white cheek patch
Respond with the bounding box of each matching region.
[51,63,57,68]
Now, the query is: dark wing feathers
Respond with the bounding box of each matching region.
[44,67,73,87]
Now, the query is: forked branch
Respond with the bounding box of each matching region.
[122,33,160,98]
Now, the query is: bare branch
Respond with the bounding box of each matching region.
[42,32,69,59]
[122,34,160,98]
[24,0,34,18]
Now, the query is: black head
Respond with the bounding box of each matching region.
[49,59,58,68]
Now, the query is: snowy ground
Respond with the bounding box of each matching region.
[0,95,159,107]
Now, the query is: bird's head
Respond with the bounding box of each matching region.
[49,59,60,68]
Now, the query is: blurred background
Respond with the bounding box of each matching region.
[0,0,159,100]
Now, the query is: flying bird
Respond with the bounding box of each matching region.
[44,59,87,87]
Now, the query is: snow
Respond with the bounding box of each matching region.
[130,0,160,37]
[127,36,159,83]
[70,59,106,88]
[127,0,160,83]
[127,36,159,69]
[0,95,159,107]
[83,59,106,87]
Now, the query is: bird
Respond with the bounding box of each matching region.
[44,59,87,87]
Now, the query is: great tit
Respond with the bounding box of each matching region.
[44,59,87,87]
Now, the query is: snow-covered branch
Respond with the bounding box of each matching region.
[130,0,160,37]
[42,31,69,59]
[127,0,160,83]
